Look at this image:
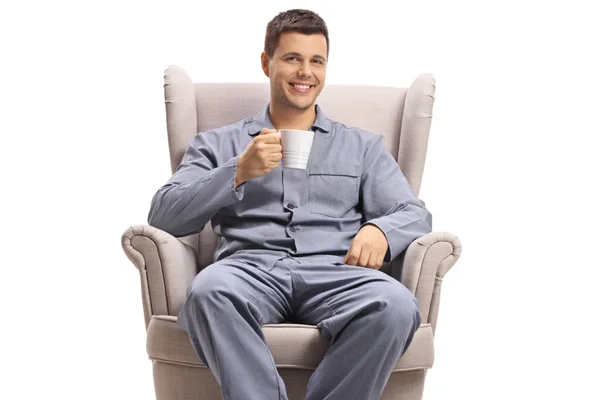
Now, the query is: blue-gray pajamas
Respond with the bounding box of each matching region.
[148,104,433,400]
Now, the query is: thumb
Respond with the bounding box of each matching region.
[260,128,278,136]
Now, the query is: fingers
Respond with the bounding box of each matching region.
[254,141,282,151]
[344,245,383,269]
[343,244,361,266]
[263,144,283,153]
[364,252,376,269]
[357,249,370,268]
[259,129,280,143]
[259,128,278,135]
[376,253,385,269]
[255,143,282,163]
[266,152,283,163]
[257,134,281,146]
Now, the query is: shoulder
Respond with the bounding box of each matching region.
[189,118,248,148]
[329,119,383,150]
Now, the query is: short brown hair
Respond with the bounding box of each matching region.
[264,9,329,58]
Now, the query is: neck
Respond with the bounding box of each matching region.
[268,102,316,131]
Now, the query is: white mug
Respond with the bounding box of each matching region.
[278,129,315,169]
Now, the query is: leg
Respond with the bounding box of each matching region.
[293,262,421,400]
[178,258,294,400]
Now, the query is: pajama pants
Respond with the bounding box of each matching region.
[177,255,421,400]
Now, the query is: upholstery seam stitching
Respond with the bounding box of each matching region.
[131,233,170,316]
[416,241,452,323]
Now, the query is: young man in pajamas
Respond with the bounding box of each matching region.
[148,8,432,400]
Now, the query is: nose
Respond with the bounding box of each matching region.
[298,60,312,78]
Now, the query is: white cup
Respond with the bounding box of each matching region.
[278,129,315,169]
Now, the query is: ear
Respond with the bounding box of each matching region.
[261,52,270,78]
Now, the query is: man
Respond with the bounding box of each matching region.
[148,9,432,400]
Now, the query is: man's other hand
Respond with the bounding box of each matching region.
[236,128,282,187]
[343,224,389,269]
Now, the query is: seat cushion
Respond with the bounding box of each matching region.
[146,315,434,372]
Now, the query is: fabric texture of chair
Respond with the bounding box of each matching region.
[121,65,462,400]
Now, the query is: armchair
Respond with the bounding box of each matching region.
[121,65,461,400]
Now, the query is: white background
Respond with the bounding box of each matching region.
[2,0,599,399]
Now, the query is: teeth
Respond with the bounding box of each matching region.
[293,84,311,89]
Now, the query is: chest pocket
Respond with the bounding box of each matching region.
[309,164,360,218]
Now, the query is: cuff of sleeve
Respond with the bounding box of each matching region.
[361,221,393,262]
[223,156,245,202]
[234,182,246,200]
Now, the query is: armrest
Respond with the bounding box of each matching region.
[121,224,198,328]
[391,231,462,335]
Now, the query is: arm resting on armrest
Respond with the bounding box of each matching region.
[121,224,198,328]
[391,231,462,335]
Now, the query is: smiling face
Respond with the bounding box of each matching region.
[261,31,328,112]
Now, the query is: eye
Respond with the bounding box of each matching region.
[287,57,300,61]
[312,59,324,65]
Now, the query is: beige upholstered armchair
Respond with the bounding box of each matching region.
[121,65,462,400]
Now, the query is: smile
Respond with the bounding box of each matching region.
[289,83,314,94]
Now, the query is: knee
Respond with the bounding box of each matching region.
[186,267,231,307]
[374,283,421,331]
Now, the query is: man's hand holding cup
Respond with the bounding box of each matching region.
[235,128,282,187]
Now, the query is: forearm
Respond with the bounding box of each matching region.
[148,156,245,237]
[359,135,433,261]
[363,199,432,261]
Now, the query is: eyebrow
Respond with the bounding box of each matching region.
[282,52,327,61]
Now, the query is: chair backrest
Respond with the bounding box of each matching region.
[163,65,436,269]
